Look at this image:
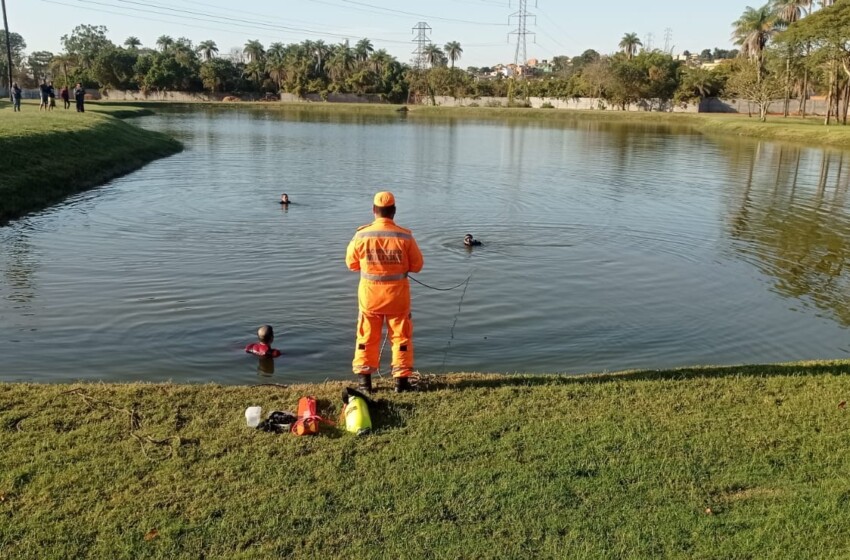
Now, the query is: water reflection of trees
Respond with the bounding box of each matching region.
[724,140,850,325]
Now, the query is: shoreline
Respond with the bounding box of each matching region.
[0,102,182,224]
[91,100,850,149]
[3,360,850,558]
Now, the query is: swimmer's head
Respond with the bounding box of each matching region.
[464,234,474,245]
[280,193,289,202]
[257,324,274,344]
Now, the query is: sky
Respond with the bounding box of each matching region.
[8,0,749,67]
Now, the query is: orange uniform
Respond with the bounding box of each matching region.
[346,194,424,378]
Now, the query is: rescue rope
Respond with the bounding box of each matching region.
[376,273,474,378]
[440,274,472,373]
[408,274,471,291]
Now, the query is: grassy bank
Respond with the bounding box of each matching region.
[83,99,850,149]
[0,101,181,224]
[3,361,850,559]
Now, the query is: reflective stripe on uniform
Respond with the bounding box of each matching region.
[360,272,408,282]
[355,231,413,240]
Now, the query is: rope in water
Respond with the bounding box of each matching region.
[375,273,474,377]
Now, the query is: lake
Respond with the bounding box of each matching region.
[2,107,849,383]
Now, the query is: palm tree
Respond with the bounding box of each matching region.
[731,6,778,72]
[444,41,463,69]
[328,43,355,83]
[619,33,642,59]
[196,40,218,61]
[423,44,444,68]
[369,49,392,74]
[771,0,808,23]
[49,53,77,88]
[243,40,265,64]
[124,36,141,50]
[354,38,374,63]
[156,35,174,53]
[312,40,330,74]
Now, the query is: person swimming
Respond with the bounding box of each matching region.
[464,234,482,247]
[245,324,282,358]
[279,193,291,205]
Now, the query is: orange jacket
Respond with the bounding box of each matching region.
[346,217,424,315]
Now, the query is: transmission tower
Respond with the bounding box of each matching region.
[644,32,654,52]
[508,0,536,73]
[663,28,673,54]
[411,21,432,69]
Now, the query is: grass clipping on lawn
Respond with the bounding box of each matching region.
[3,362,850,559]
[0,104,181,223]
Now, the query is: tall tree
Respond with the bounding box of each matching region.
[771,0,809,23]
[354,38,373,63]
[243,39,265,63]
[61,24,112,69]
[28,51,54,81]
[156,35,174,53]
[124,36,141,50]
[196,40,218,61]
[444,41,463,69]
[49,53,77,88]
[731,5,779,81]
[619,33,642,59]
[423,44,444,68]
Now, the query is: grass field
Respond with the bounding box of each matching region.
[0,100,181,223]
[3,362,850,559]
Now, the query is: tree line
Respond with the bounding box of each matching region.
[0,0,847,123]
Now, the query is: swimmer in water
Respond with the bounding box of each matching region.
[280,193,291,205]
[245,324,282,358]
[464,233,482,247]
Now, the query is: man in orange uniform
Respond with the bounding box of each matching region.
[346,191,424,393]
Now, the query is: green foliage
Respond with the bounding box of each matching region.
[92,47,139,90]
[3,364,850,558]
[0,31,27,87]
[675,66,725,104]
[200,58,240,93]
[61,24,113,69]
[26,51,54,82]
[726,59,786,121]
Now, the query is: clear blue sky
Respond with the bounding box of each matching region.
[9,0,749,66]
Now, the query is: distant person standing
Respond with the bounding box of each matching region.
[11,82,22,112]
[60,86,70,110]
[47,81,56,111]
[39,80,49,111]
[74,83,85,113]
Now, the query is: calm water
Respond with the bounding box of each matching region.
[2,108,850,383]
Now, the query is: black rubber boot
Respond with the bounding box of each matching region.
[394,377,412,393]
[358,374,373,394]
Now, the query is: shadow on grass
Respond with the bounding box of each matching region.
[433,361,850,392]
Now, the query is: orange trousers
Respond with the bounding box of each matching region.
[353,312,413,378]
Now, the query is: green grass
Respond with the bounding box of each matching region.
[0,101,181,223]
[3,361,850,559]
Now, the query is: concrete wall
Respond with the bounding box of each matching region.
[279,92,388,104]
[699,97,832,115]
[428,95,700,113]
[99,90,267,102]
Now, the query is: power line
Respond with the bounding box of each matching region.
[43,0,414,46]
[306,0,508,26]
[534,5,581,49]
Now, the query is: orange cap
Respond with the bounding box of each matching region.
[373,191,395,207]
